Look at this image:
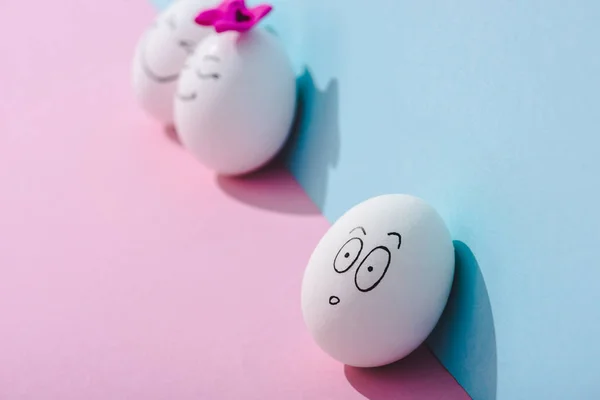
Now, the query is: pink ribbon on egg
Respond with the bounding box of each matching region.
[195,0,273,33]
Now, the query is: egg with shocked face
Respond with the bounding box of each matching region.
[173,0,296,176]
[132,0,217,125]
[301,194,455,368]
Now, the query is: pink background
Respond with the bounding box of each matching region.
[0,0,468,398]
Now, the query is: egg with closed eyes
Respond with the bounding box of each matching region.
[173,0,295,176]
[301,194,455,367]
[132,0,217,125]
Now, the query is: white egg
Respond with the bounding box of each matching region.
[173,28,296,176]
[301,194,455,368]
[132,0,217,125]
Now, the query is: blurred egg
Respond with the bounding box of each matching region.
[173,28,295,175]
[132,0,217,125]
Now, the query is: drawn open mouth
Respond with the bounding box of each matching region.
[329,296,340,305]
[176,92,197,102]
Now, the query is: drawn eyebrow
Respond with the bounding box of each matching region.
[349,227,366,236]
[387,232,402,249]
[203,55,221,62]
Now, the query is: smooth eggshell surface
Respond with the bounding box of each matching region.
[132,0,217,125]
[301,194,455,368]
[174,29,296,176]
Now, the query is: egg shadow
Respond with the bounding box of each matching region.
[345,241,496,400]
[215,68,340,216]
[280,67,341,211]
[344,346,470,399]
[427,240,498,400]
[163,124,182,146]
[215,159,321,215]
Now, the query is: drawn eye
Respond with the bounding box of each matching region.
[196,69,221,80]
[178,40,196,54]
[354,246,391,292]
[334,237,363,273]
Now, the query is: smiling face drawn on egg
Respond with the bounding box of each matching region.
[329,226,402,306]
[132,0,217,124]
[140,13,198,83]
[176,53,222,101]
[173,28,296,176]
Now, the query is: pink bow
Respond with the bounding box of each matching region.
[195,0,273,33]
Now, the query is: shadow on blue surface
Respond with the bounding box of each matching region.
[282,68,340,213]
[427,240,497,400]
[215,68,338,216]
[344,345,470,399]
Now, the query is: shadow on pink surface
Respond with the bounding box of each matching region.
[215,162,321,215]
[164,124,182,145]
[344,346,470,399]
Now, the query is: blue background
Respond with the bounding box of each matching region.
[154,1,600,398]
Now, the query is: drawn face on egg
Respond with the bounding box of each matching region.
[132,0,217,123]
[328,227,402,306]
[174,30,243,105]
[173,29,297,176]
[139,14,195,83]
[301,194,455,368]
[175,50,223,103]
